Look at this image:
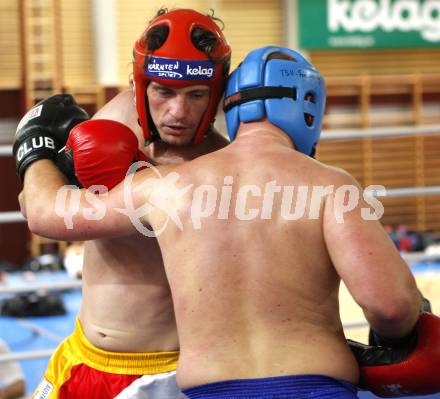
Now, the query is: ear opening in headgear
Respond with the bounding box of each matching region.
[304,113,314,127]
[304,92,315,127]
[191,27,217,56]
[305,92,315,103]
[146,24,169,51]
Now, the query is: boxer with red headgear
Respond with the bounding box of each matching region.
[133,8,230,146]
[17,8,230,399]
[94,7,230,154]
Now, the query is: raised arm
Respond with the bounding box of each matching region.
[14,97,154,241]
[21,158,143,241]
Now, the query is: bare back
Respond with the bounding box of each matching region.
[149,135,361,386]
[80,89,228,352]
[145,120,420,387]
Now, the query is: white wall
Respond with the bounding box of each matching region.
[92,0,118,86]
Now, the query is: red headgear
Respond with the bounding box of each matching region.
[133,9,231,144]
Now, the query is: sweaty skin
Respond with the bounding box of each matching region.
[78,89,228,352]
[22,121,421,388]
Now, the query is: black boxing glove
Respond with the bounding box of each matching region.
[13,94,89,180]
[419,291,432,313]
[368,325,418,352]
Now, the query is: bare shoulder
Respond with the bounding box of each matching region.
[314,160,360,188]
[92,89,143,143]
[127,163,194,216]
[131,163,190,188]
[203,128,230,152]
[92,90,136,123]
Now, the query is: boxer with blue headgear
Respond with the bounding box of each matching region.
[223,46,326,157]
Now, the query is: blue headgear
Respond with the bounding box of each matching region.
[223,46,326,157]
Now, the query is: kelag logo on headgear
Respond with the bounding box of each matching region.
[146,56,215,80]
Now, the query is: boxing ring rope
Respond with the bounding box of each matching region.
[0,211,26,224]
[0,144,12,156]
[0,125,440,156]
[320,124,440,140]
[1,124,440,159]
[16,319,65,343]
[0,349,55,363]
[1,124,440,157]
[1,125,440,364]
[0,279,82,294]
[402,251,440,263]
[374,186,440,197]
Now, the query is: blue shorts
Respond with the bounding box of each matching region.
[182,374,358,398]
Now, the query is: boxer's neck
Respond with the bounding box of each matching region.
[235,121,294,149]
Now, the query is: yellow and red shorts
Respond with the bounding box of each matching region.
[32,319,179,399]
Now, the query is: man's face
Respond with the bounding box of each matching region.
[147,81,210,146]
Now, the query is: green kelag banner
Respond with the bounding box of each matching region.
[298,0,440,49]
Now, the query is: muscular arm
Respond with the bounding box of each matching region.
[22,159,152,241]
[323,173,421,339]
[92,90,137,124]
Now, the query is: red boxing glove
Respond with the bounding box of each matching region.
[349,312,440,397]
[60,119,145,190]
